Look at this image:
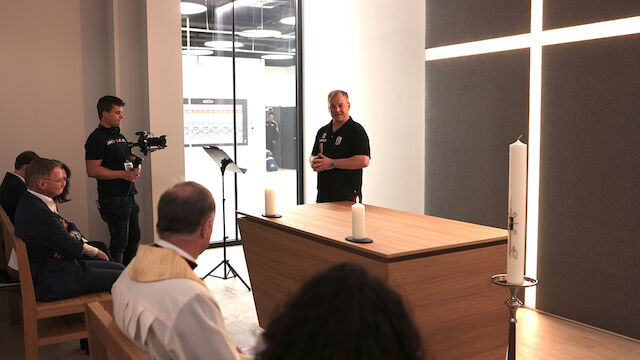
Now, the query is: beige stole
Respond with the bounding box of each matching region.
[128,245,206,287]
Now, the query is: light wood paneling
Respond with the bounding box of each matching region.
[238,201,507,260]
[389,246,509,359]
[238,217,386,327]
[239,203,509,359]
[517,308,640,359]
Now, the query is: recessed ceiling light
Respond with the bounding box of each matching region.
[182,49,213,56]
[204,40,244,48]
[181,2,206,15]
[280,16,295,26]
[238,29,282,38]
[261,54,294,60]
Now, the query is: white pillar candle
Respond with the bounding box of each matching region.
[507,138,527,284]
[352,198,365,240]
[265,188,276,216]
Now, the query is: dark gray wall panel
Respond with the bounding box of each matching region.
[426,0,530,48]
[538,34,640,340]
[425,50,529,229]
[544,1,640,30]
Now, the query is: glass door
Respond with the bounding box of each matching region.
[181,0,300,246]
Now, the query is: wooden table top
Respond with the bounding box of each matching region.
[238,201,507,261]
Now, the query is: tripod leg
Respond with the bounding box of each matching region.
[225,261,251,291]
[202,260,225,280]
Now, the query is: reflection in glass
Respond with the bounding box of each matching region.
[181,0,299,245]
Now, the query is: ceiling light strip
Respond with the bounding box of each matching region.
[181,46,294,56]
[181,27,233,35]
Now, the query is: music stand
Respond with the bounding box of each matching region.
[201,146,250,291]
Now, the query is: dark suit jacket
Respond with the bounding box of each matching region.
[14,191,93,301]
[0,172,27,223]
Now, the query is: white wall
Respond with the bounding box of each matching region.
[0,0,184,245]
[0,0,109,236]
[303,0,426,213]
[145,0,186,242]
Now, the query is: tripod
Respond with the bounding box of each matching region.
[201,147,250,291]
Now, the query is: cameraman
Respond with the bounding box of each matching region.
[84,95,141,265]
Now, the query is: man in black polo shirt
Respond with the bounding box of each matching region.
[310,90,370,202]
[84,95,141,265]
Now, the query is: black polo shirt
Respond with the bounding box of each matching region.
[311,117,370,202]
[85,125,137,199]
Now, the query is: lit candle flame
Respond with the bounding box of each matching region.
[355,196,360,204]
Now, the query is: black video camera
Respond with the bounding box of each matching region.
[128,131,167,156]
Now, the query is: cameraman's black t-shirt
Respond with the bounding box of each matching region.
[311,117,370,202]
[85,125,137,199]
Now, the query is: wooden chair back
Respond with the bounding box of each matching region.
[10,226,111,360]
[85,301,149,360]
[0,206,20,326]
[0,206,15,272]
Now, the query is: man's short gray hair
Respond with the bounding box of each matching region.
[156,182,216,236]
[327,90,349,102]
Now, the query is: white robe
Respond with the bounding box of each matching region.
[112,245,252,360]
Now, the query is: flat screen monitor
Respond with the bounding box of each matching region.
[183,98,248,146]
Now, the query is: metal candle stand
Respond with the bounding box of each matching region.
[491,274,538,360]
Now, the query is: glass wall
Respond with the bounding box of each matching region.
[181,0,300,245]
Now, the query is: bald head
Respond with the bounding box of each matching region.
[156,182,215,237]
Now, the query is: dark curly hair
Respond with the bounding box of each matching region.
[256,262,425,360]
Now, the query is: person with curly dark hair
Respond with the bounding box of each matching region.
[256,262,425,360]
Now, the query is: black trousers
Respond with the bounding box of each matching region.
[98,195,140,265]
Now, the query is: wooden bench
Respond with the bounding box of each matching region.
[85,301,149,360]
[4,211,112,360]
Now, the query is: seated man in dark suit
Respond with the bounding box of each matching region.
[0,150,39,223]
[14,158,124,301]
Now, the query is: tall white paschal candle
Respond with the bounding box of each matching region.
[352,198,366,240]
[265,188,276,216]
[507,138,527,284]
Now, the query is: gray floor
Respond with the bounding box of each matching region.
[0,245,261,359]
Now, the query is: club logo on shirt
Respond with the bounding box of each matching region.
[335,136,342,145]
[106,138,127,146]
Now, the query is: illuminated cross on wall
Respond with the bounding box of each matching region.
[425,0,640,307]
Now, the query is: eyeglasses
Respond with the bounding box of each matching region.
[43,177,67,184]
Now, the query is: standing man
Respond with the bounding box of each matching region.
[0,150,39,223]
[14,158,123,301]
[266,112,279,157]
[85,95,141,265]
[112,182,251,360]
[310,90,370,202]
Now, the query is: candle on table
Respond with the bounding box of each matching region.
[265,188,276,216]
[352,197,365,240]
[507,137,527,284]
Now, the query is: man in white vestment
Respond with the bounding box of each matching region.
[112,181,251,360]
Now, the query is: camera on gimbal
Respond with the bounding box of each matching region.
[128,131,167,166]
